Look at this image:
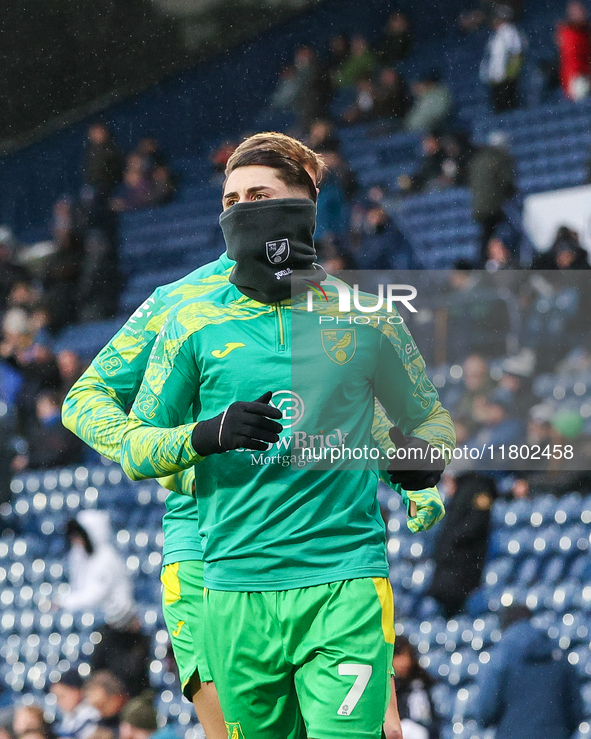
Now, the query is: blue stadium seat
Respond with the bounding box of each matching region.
[514,555,541,586]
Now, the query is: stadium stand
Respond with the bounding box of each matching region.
[2,469,591,738]
[45,0,591,355]
[3,0,591,735]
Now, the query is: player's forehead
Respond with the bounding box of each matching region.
[223,165,289,195]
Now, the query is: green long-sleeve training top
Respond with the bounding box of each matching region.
[121,281,455,591]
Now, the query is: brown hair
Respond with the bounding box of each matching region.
[85,671,128,697]
[225,131,326,185]
[223,149,318,201]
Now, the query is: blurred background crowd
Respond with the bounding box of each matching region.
[2,1,591,737]
[2,2,591,485]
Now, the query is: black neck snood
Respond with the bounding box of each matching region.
[219,198,327,304]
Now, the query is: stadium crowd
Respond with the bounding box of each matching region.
[0,674,179,739]
[2,1,591,487]
[1,3,591,738]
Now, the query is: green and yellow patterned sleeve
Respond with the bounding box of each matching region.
[120,321,203,481]
[374,321,456,454]
[61,293,169,463]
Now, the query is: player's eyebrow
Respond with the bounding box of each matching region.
[222,185,275,204]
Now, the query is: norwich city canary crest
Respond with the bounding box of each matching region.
[225,723,245,739]
[321,329,356,365]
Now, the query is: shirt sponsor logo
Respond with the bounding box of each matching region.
[269,390,305,429]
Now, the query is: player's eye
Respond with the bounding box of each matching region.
[225,198,238,208]
[253,192,267,200]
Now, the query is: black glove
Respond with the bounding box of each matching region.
[191,391,283,456]
[387,426,445,491]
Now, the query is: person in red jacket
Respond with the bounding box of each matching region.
[556,1,591,100]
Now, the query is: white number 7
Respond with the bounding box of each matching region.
[336,663,372,716]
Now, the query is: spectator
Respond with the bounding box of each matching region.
[119,694,179,739]
[326,34,349,79]
[480,5,525,112]
[391,636,440,739]
[353,204,415,269]
[0,227,30,312]
[293,46,332,132]
[458,3,489,34]
[428,473,497,617]
[51,670,99,739]
[90,613,152,698]
[333,35,378,88]
[467,132,516,266]
[134,138,176,205]
[514,408,591,495]
[42,199,83,333]
[0,307,61,430]
[476,604,584,739]
[439,132,473,187]
[56,350,84,397]
[78,123,121,322]
[511,404,557,486]
[0,355,22,503]
[496,348,537,418]
[556,1,591,100]
[342,77,379,124]
[12,706,54,739]
[404,71,452,133]
[317,148,357,200]
[468,388,526,449]
[306,120,340,154]
[374,68,411,121]
[84,672,129,733]
[15,390,84,471]
[485,234,517,270]
[75,223,120,323]
[399,132,471,193]
[531,225,591,269]
[82,124,124,204]
[314,152,350,253]
[60,511,135,630]
[379,12,413,65]
[270,46,331,132]
[398,135,446,193]
[6,280,41,314]
[269,65,300,112]
[60,511,150,695]
[110,154,157,213]
[133,137,168,172]
[449,353,496,437]
[344,69,410,125]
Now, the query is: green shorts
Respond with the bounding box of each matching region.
[161,560,212,695]
[203,577,394,739]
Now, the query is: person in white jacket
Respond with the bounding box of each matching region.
[480,5,525,112]
[59,510,151,695]
[60,509,135,627]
